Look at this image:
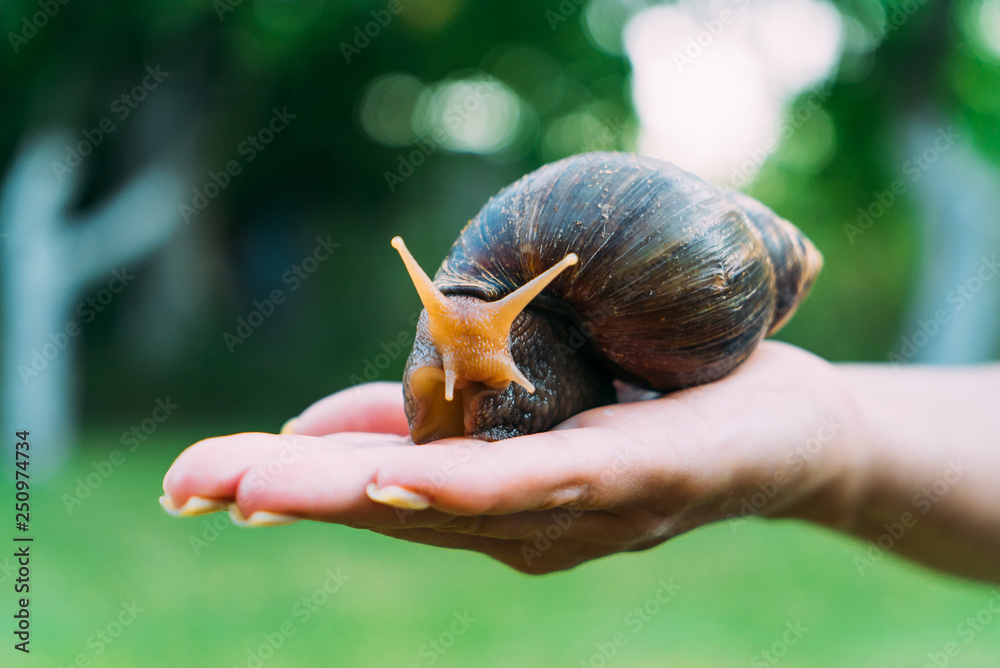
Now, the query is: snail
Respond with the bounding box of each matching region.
[391,152,822,444]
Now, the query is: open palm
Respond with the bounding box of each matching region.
[162,342,861,574]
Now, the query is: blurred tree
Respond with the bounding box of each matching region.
[0,133,185,472]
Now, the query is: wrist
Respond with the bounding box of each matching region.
[772,359,874,533]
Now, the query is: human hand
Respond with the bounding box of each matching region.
[161,342,865,574]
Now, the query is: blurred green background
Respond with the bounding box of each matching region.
[2,0,1000,665]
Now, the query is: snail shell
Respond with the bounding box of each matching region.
[393,152,822,443]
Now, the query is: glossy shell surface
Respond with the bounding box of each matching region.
[431,152,821,391]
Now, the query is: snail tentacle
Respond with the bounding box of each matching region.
[393,236,578,404]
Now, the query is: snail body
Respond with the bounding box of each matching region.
[392,152,822,444]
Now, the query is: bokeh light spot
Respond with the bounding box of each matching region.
[624,0,843,183]
[413,75,525,154]
[584,0,648,55]
[358,73,425,147]
[963,0,1000,62]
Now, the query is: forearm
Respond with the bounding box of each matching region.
[836,362,1000,581]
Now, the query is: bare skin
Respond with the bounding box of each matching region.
[161,342,1000,581]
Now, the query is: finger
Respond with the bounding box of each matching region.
[223,440,651,543]
[163,431,405,506]
[231,444,457,528]
[289,382,409,437]
[369,426,679,516]
[166,433,599,532]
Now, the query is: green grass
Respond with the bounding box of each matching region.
[6,430,1000,668]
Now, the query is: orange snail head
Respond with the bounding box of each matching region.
[390,236,578,402]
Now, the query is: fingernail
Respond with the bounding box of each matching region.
[159,495,229,517]
[366,483,430,510]
[246,511,300,527]
[159,495,180,515]
[228,505,300,528]
[279,417,299,435]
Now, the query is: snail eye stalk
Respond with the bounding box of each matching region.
[391,236,452,323]
[489,252,579,330]
[391,236,577,400]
